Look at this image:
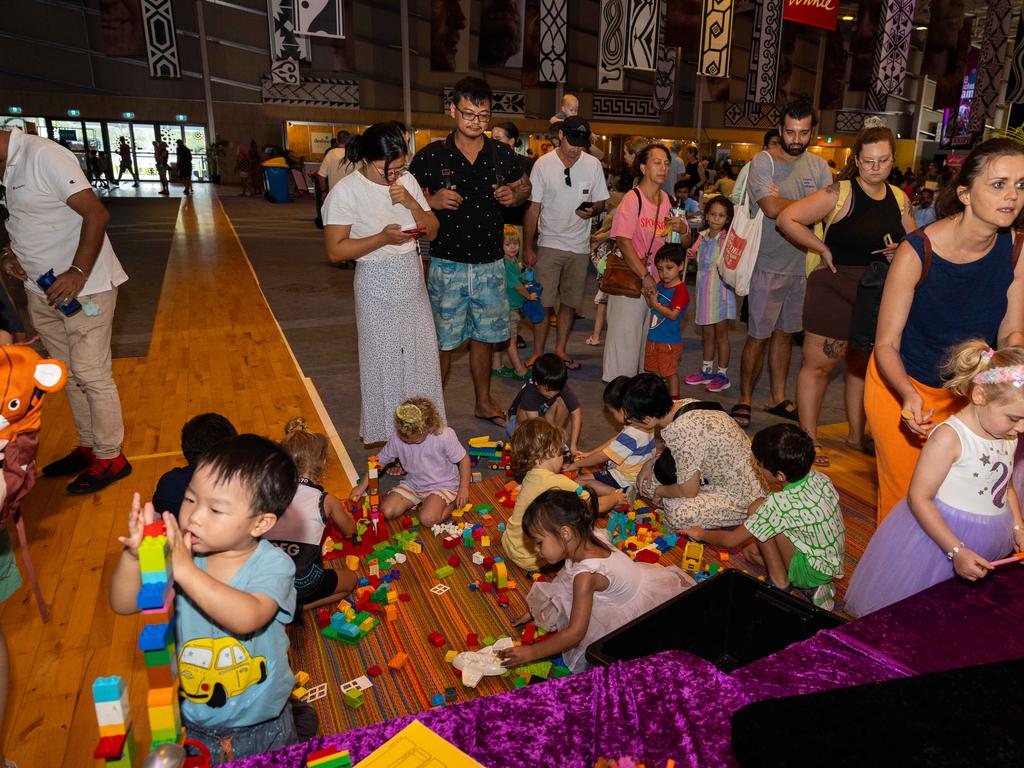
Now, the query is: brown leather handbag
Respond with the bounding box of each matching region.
[600,189,650,298]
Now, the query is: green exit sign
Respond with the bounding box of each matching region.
[7,106,22,115]
[67,109,81,117]
[122,111,135,119]
[175,114,188,122]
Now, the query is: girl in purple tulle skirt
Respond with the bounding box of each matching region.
[496,489,693,673]
[846,341,1024,617]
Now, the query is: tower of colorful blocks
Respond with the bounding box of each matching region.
[93,675,138,767]
[306,746,353,767]
[366,455,381,532]
[137,519,185,752]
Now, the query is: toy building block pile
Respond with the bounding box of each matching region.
[136,520,185,751]
[497,479,520,508]
[467,436,509,471]
[305,746,353,767]
[93,676,138,768]
[607,502,679,561]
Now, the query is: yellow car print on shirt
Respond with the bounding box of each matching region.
[178,637,267,708]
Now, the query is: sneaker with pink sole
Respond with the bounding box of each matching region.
[705,373,731,393]
[684,370,714,386]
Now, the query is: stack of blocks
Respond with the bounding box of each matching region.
[305,746,353,767]
[366,455,381,531]
[92,676,138,767]
[136,520,184,751]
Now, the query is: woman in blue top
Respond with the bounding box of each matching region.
[866,139,1024,524]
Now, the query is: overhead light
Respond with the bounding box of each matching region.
[841,14,854,21]
[914,25,927,30]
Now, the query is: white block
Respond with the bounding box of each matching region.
[94,699,128,727]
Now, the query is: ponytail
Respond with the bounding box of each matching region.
[942,339,1024,400]
[523,489,611,553]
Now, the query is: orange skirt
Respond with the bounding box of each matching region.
[864,354,963,524]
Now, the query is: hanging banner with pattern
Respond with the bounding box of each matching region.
[624,0,659,71]
[968,0,1014,131]
[698,0,734,78]
[653,0,676,109]
[744,0,783,105]
[538,0,568,82]
[1006,16,1024,104]
[782,0,838,31]
[599,0,627,91]
[268,0,311,61]
[141,0,180,78]
[865,0,917,112]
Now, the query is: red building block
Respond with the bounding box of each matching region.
[93,735,127,760]
[447,554,461,568]
[367,665,383,677]
[480,582,493,593]
[316,607,332,629]
[635,549,661,564]
[401,516,413,529]
[521,624,536,645]
[466,632,479,649]
[398,593,411,602]
[497,595,509,606]
[482,556,495,569]
[428,631,447,647]
[142,521,167,539]
[443,536,460,549]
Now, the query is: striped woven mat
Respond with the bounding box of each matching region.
[287,475,877,732]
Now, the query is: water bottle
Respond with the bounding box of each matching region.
[36,269,82,316]
[667,207,685,245]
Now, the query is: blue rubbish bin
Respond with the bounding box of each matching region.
[263,165,290,203]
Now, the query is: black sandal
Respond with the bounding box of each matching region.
[764,399,799,422]
[730,403,752,427]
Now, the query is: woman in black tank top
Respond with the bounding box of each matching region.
[777,126,917,467]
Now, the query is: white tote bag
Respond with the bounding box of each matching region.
[718,152,772,297]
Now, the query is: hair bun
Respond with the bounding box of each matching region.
[284,416,307,435]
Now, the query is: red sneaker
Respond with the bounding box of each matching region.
[66,452,133,495]
[42,446,94,477]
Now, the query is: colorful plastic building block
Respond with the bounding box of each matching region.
[388,652,409,670]
[472,552,485,565]
[447,554,461,568]
[434,565,455,579]
[428,631,447,647]
[343,688,364,709]
[466,632,479,648]
[430,693,445,707]
[306,746,354,768]
[367,665,383,677]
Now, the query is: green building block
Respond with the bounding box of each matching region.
[434,565,454,579]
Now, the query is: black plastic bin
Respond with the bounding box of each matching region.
[585,569,845,672]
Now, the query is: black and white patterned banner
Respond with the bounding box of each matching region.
[624,0,658,71]
[699,0,734,78]
[268,0,311,61]
[653,0,675,110]
[725,102,780,128]
[141,0,180,78]
[835,111,867,133]
[598,0,626,91]
[271,58,300,85]
[295,0,345,39]
[968,0,1014,131]
[442,88,526,115]
[539,0,568,82]
[261,76,359,108]
[744,0,783,105]
[593,94,660,120]
[1007,16,1024,104]
[866,0,917,112]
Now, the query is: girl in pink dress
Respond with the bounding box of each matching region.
[497,489,692,673]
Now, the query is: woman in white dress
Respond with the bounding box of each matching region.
[323,122,444,444]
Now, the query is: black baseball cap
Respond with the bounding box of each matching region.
[560,116,591,148]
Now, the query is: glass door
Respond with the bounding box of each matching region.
[107,122,136,180]
[50,119,88,172]
[159,124,184,181]
[131,124,159,181]
[183,125,209,181]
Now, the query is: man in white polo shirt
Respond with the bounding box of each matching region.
[523,116,609,368]
[0,128,131,494]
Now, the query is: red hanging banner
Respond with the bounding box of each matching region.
[783,0,839,31]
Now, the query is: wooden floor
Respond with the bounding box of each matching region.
[0,189,354,767]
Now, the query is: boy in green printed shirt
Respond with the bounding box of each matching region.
[492,225,537,379]
[684,424,845,611]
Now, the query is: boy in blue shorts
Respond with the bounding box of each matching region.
[683,424,845,611]
[644,245,689,399]
[110,435,302,761]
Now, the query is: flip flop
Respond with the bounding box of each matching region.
[559,357,582,370]
[813,444,831,468]
[475,412,509,429]
[730,403,752,427]
[585,336,603,346]
[764,399,799,422]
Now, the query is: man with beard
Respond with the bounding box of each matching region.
[431,0,467,71]
[729,99,832,429]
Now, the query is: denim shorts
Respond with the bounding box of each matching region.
[185,702,297,762]
[427,258,510,350]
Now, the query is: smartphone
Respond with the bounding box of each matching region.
[403,227,425,236]
[871,233,895,255]
[576,202,594,212]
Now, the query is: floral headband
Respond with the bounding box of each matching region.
[974,350,1024,387]
[396,403,422,424]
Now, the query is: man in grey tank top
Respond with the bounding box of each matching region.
[731,100,833,427]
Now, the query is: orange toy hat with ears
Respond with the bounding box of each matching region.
[0,345,67,442]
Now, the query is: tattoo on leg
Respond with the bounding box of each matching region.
[823,338,848,359]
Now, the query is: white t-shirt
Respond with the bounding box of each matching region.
[530,150,609,253]
[317,146,352,190]
[2,129,128,297]
[322,169,430,263]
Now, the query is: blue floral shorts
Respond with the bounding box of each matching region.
[427,258,510,350]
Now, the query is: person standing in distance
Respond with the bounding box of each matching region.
[0,127,131,494]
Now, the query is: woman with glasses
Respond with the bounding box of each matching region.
[322,122,444,444]
[777,125,916,469]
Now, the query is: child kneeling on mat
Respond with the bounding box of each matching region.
[683,423,845,611]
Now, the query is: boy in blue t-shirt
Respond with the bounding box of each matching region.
[111,435,303,762]
[644,245,690,398]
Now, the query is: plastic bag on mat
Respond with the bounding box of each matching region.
[718,155,770,297]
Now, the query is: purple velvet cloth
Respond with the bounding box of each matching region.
[227,567,1024,768]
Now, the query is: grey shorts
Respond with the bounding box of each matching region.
[536,246,589,310]
[508,307,521,340]
[746,267,806,339]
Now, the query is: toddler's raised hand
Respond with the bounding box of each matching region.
[163,512,194,574]
[117,492,157,557]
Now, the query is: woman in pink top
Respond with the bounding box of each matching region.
[602,144,689,381]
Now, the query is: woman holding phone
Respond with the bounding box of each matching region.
[323,122,444,444]
[777,124,915,467]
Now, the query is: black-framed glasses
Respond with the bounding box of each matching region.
[564,167,571,187]
[372,163,407,182]
[454,107,491,125]
[0,184,7,221]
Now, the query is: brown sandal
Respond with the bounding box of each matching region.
[813,444,831,467]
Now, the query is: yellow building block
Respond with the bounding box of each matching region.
[387,589,398,604]
[345,555,359,571]
[444,650,458,663]
[99,722,128,738]
[481,536,491,547]
[292,686,309,700]
[408,541,422,554]
[295,671,310,687]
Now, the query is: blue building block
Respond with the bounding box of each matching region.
[138,622,174,653]
[430,693,444,707]
[390,569,401,580]
[663,532,680,548]
[357,577,370,587]
[92,676,126,703]
[141,567,170,585]
[497,523,506,532]
[137,581,170,611]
